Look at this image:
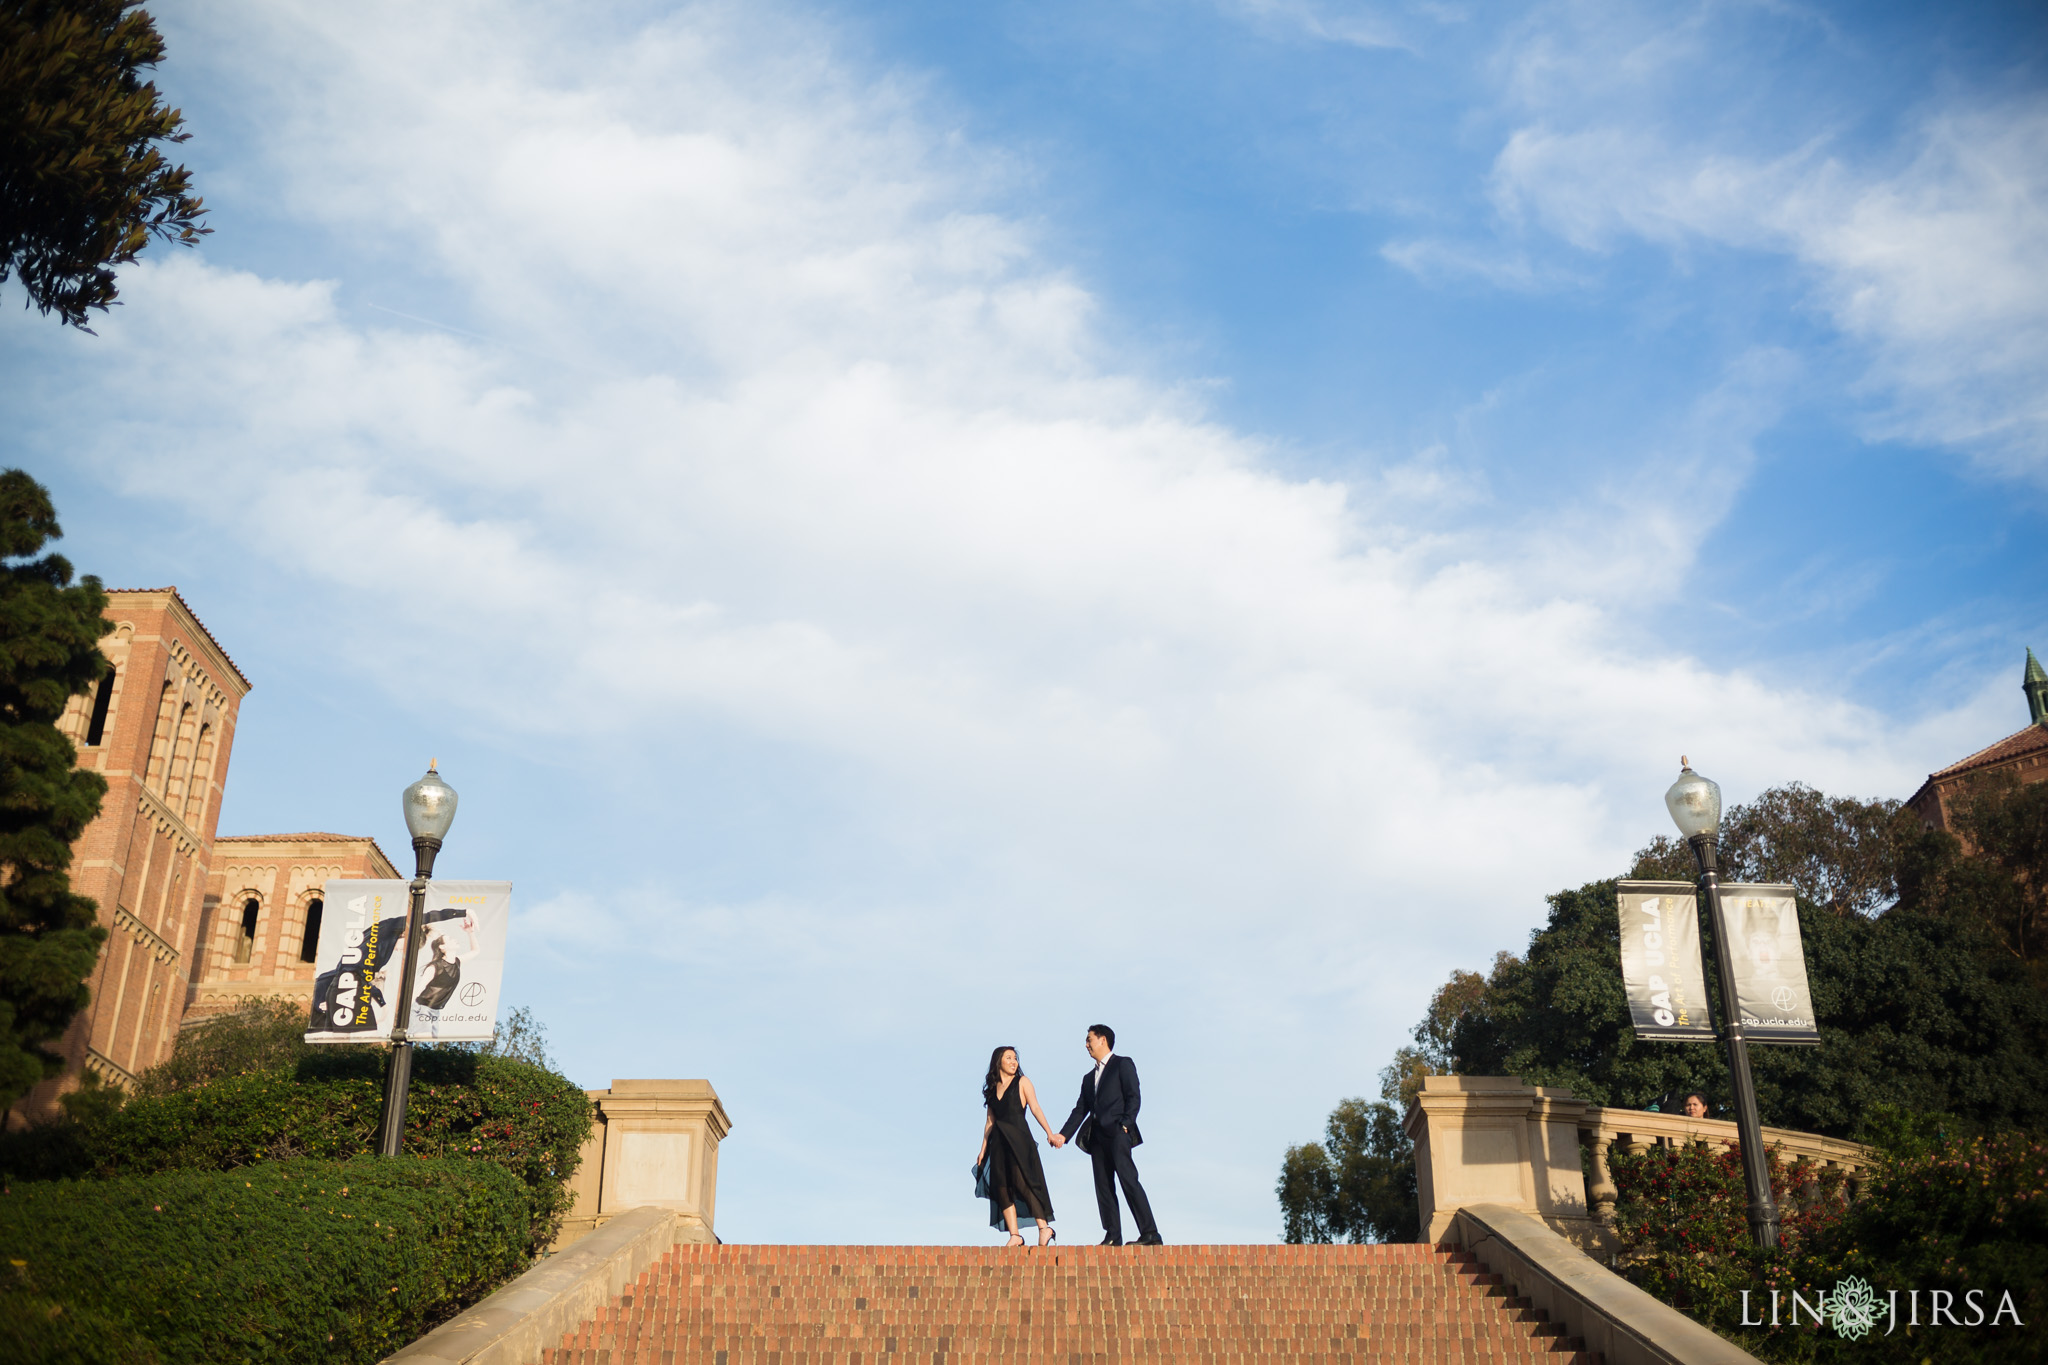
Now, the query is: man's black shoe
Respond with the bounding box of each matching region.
[1135,1232,1165,1246]
[1099,1234,1124,1246]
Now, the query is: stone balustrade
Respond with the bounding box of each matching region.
[551,1078,731,1252]
[1579,1099,1875,1232]
[1404,1076,1876,1256]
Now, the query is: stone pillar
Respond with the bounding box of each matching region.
[553,1079,731,1252]
[1403,1076,1596,1247]
[1405,1076,1537,1245]
[1583,1130,1618,1226]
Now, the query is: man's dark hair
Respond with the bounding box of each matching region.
[1089,1024,1115,1050]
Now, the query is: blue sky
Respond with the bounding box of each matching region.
[5,0,2045,1242]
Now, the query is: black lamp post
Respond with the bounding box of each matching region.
[1665,758,1781,1250]
[375,761,459,1158]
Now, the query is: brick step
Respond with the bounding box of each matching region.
[529,1244,1599,1365]
[544,1350,1597,1358]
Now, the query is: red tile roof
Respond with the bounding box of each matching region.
[1925,723,2048,782]
[107,587,252,691]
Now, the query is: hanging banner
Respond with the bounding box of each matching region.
[304,879,513,1044]
[405,881,511,1043]
[1721,883,1821,1045]
[306,880,411,1041]
[1616,880,1716,1041]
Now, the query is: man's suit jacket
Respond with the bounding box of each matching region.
[1060,1054,1143,1155]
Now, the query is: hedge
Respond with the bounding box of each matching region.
[1,1282,160,1365]
[0,1049,591,1253]
[0,1156,529,1365]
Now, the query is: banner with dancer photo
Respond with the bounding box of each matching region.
[1615,880,1715,1041]
[405,881,511,1042]
[1720,883,1820,1045]
[304,879,512,1044]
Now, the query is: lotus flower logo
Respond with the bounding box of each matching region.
[1829,1276,1881,1341]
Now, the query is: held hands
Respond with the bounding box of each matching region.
[1048,1133,1065,1148]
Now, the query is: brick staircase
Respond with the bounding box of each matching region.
[534,1243,1600,1364]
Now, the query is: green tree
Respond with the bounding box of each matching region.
[1631,783,1912,916]
[0,468,110,1111]
[1277,1096,1418,1244]
[1377,962,1496,1111]
[1,0,207,329]
[1445,874,2048,1136]
[1285,782,2048,1238]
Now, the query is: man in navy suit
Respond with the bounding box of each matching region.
[1051,1024,1162,1246]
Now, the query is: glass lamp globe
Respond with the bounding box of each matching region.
[1664,759,1721,840]
[402,761,459,842]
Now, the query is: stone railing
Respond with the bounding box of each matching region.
[551,1079,732,1252]
[1404,1076,1876,1255]
[1581,1099,1875,1231]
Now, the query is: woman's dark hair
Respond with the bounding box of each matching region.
[983,1046,1018,1107]
[1683,1090,1710,1111]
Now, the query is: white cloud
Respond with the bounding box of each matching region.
[1399,0,2048,479]
[8,0,1992,1238]
[1487,103,2048,476]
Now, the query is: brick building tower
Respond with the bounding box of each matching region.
[1906,647,2048,831]
[24,589,253,1114]
[3,589,420,1127]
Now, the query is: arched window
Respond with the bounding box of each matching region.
[84,669,116,746]
[144,680,176,788]
[233,898,259,964]
[299,898,324,963]
[182,723,213,824]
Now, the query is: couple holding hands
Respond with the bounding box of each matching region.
[974,1024,1163,1248]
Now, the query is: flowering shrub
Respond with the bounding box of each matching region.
[1610,1127,2046,1364]
[1610,1138,1849,1340]
[0,1050,591,1253]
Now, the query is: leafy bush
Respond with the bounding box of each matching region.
[131,997,330,1097]
[138,1000,564,1098]
[0,1156,527,1365]
[0,1048,592,1252]
[1610,1127,2047,1363]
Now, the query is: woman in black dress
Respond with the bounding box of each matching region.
[415,935,462,1010]
[975,1046,1058,1246]
[413,913,477,1013]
